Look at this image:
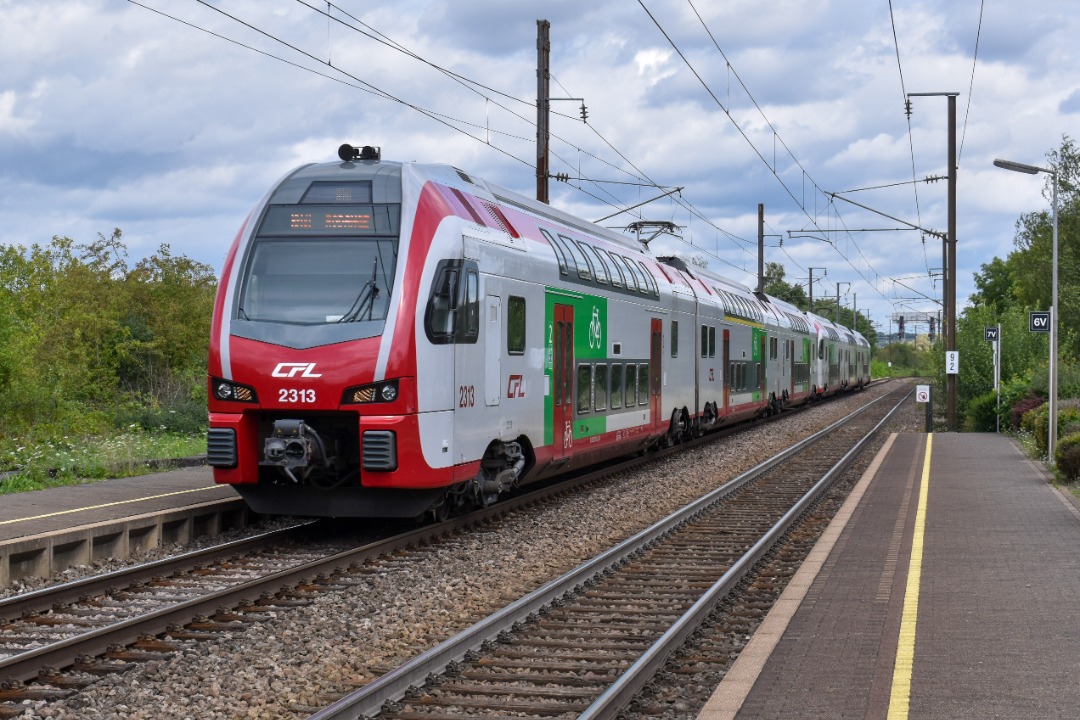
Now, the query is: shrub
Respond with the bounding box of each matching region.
[963,391,1000,432]
[1021,402,1045,438]
[1056,432,1080,482]
[1027,400,1080,456]
[1011,395,1046,431]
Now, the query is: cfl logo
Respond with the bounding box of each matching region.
[507,374,525,398]
[272,362,323,378]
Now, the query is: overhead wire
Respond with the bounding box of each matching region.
[132,0,757,269]
[957,0,985,164]
[642,0,891,304]
[313,0,749,238]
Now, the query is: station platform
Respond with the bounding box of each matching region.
[0,466,251,587]
[699,432,1080,719]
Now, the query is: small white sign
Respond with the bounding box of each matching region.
[916,384,930,403]
[945,351,959,375]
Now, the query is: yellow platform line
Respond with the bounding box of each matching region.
[0,486,222,526]
[887,433,933,719]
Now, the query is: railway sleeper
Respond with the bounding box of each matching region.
[0,678,74,702]
[36,667,96,690]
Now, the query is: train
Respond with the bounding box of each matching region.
[207,144,871,519]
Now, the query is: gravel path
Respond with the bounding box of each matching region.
[17,381,914,719]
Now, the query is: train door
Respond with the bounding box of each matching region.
[759,334,767,402]
[722,329,731,413]
[552,304,574,461]
[789,339,795,398]
[650,318,662,431]
[484,295,501,406]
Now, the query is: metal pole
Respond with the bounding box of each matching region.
[1051,173,1059,462]
[946,93,957,432]
[757,203,765,294]
[536,20,550,204]
[996,322,1001,434]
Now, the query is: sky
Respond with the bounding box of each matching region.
[1,0,1076,339]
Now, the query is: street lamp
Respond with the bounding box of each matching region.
[994,157,1059,462]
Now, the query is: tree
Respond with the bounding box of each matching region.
[762,262,808,309]
[969,257,1014,316]
[0,231,217,438]
[1006,136,1080,359]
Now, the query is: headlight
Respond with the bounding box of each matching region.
[343,379,399,405]
[212,378,258,403]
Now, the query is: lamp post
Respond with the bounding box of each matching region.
[994,157,1059,462]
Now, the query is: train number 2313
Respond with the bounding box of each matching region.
[279,388,316,403]
[458,385,475,408]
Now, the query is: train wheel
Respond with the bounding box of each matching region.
[427,496,451,523]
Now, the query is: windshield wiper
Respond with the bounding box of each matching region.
[338,258,380,323]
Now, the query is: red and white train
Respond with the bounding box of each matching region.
[207,144,870,518]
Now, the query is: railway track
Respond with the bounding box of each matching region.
[309,382,912,720]
[0,382,898,717]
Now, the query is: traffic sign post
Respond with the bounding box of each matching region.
[987,324,1001,432]
[1030,311,1050,333]
[916,384,932,432]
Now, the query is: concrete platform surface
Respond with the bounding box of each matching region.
[699,432,1080,719]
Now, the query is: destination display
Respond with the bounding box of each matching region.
[259,204,400,236]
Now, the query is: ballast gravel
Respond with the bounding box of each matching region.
[16,381,915,719]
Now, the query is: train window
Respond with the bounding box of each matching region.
[507,296,526,354]
[582,245,610,284]
[633,363,644,403]
[554,321,564,407]
[618,256,641,292]
[610,364,624,409]
[238,238,396,325]
[602,250,625,288]
[426,265,457,339]
[671,321,679,358]
[770,337,778,360]
[594,364,608,411]
[624,364,637,406]
[561,234,593,281]
[423,259,481,344]
[700,325,708,358]
[539,229,568,275]
[577,364,593,413]
[637,261,658,296]
[461,270,480,341]
[563,322,573,406]
[628,259,650,295]
[709,326,716,358]
[818,338,825,360]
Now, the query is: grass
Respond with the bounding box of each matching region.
[0,427,206,494]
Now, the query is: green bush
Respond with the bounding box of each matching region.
[1026,400,1080,456]
[1021,402,1044,437]
[963,390,1000,432]
[1056,432,1080,481]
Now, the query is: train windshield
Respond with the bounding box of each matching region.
[237,238,397,325]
